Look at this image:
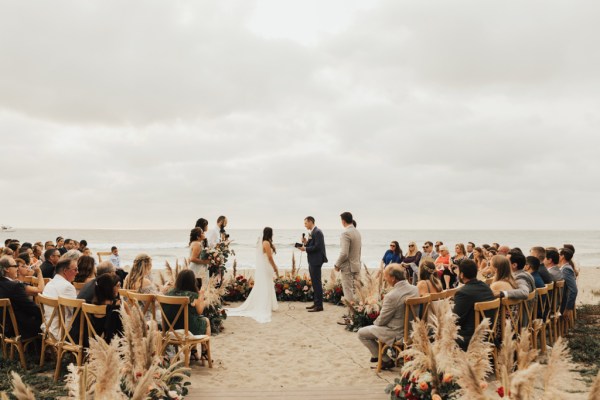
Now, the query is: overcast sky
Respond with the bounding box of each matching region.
[1,0,599,230]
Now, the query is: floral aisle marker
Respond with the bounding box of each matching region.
[324,269,344,305]
[203,275,228,334]
[343,265,385,331]
[388,299,468,399]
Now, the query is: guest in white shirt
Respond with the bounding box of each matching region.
[41,258,78,339]
[207,216,228,247]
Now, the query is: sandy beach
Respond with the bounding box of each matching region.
[181,267,600,398]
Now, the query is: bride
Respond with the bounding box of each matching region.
[226,227,279,323]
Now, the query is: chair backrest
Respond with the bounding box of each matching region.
[404,295,431,344]
[500,298,523,336]
[428,291,446,302]
[57,297,85,348]
[444,288,459,299]
[72,282,86,295]
[551,280,564,315]
[81,303,107,339]
[485,278,494,285]
[36,294,60,342]
[474,298,501,344]
[23,276,34,285]
[97,252,112,263]
[127,291,156,321]
[43,278,51,285]
[117,288,130,302]
[522,290,537,331]
[0,298,21,339]
[536,286,550,322]
[155,294,190,341]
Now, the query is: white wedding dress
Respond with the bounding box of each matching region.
[226,240,279,323]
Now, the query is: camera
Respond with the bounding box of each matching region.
[294,243,303,248]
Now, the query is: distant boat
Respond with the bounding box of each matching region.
[1,225,15,232]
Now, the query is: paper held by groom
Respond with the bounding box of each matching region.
[299,216,327,312]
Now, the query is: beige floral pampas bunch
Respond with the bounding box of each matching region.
[159,259,189,286]
[204,274,227,308]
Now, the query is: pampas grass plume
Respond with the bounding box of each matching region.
[9,372,35,400]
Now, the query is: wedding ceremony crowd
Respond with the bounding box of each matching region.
[0,212,585,399]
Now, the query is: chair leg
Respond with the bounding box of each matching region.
[184,345,190,368]
[54,347,63,382]
[204,341,213,368]
[376,341,387,373]
[540,327,546,354]
[40,341,47,367]
[17,343,27,369]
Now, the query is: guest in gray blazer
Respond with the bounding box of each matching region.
[357,263,419,370]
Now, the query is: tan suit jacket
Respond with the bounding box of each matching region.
[335,225,362,273]
[372,281,419,345]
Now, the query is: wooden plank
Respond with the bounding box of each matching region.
[186,387,388,400]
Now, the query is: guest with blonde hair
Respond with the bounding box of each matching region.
[123,253,155,293]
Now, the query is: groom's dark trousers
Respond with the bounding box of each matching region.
[305,227,327,308]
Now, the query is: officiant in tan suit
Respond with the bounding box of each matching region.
[333,211,362,303]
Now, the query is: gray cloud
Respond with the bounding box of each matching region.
[0,0,599,230]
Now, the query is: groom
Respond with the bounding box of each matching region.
[300,216,327,312]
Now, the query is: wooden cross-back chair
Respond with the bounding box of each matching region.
[55,297,85,381]
[81,303,107,340]
[155,294,212,368]
[96,251,112,263]
[522,290,537,332]
[36,295,60,368]
[549,280,564,343]
[0,298,37,369]
[532,285,550,353]
[500,298,523,339]
[444,288,459,299]
[375,295,431,373]
[72,282,86,294]
[474,298,501,377]
[127,291,157,322]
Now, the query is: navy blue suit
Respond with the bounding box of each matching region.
[305,227,327,307]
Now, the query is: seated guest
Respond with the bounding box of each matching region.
[164,269,211,361]
[74,255,96,284]
[164,269,210,335]
[559,248,578,320]
[124,254,165,321]
[380,241,403,268]
[435,246,456,289]
[493,250,535,300]
[453,259,495,351]
[78,261,116,303]
[490,255,517,295]
[421,241,438,260]
[0,256,42,339]
[416,259,442,296]
[562,244,579,277]
[15,257,46,296]
[402,242,421,283]
[60,249,82,263]
[529,246,553,284]
[525,256,545,289]
[357,264,418,370]
[42,258,78,339]
[544,249,563,282]
[473,247,487,275]
[41,248,60,278]
[88,274,123,343]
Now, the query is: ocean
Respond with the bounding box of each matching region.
[3,229,599,271]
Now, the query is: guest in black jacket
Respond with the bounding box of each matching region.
[0,256,42,339]
[453,258,495,351]
[40,248,61,278]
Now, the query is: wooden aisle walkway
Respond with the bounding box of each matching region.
[187,387,389,399]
